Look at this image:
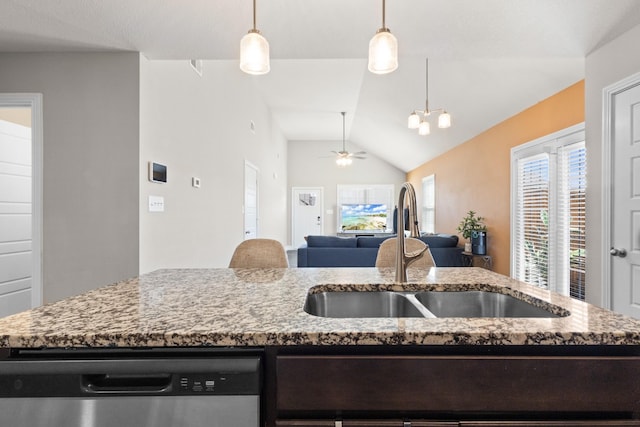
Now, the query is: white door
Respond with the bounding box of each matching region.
[292,187,323,248]
[0,118,33,317]
[244,161,259,240]
[611,82,640,318]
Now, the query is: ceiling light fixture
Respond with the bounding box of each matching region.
[368,0,398,75]
[240,0,270,75]
[408,58,451,135]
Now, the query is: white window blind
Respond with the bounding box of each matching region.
[514,153,550,288]
[558,141,587,300]
[511,124,586,300]
[422,175,435,233]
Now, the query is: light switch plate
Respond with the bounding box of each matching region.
[149,195,165,212]
[192,177,201,188]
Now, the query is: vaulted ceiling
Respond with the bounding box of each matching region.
[2,0,640,171]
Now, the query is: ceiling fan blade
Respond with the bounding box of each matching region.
[353,151,367,155]
[353,156,367,159]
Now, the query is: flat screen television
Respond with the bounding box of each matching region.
[340,203,388,232]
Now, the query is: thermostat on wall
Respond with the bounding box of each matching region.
[148,162,167,183]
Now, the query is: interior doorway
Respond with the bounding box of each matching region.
[0,93,43,317]
[603,73,640,319]
[291,187,324,248]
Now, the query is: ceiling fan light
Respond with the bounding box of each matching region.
[418,120,431,136]
[240,30,270,75]
[408,111,420,129]
[438,111,451,129]
[336,156,351,167]
[368,29,398,74]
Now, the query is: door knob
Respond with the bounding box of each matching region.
[610,247,627,258]
[245,230,251,235]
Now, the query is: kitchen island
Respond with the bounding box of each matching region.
[1,267,640,425]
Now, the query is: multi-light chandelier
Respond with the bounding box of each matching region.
[407,59,451,135]
[240,0,399,76]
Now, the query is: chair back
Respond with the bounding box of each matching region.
[375,237,435,268]
[229,238,289,268]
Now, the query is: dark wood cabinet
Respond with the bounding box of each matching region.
[275,421,456,426]
[265,346,640,427]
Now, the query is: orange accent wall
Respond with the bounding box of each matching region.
[407,80,585,276]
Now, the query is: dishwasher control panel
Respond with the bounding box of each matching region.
[0,355,261,397]
[177,370,259,395]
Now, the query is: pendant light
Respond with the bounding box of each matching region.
[368,0,398,74]
[408,59,451,135]
[240,0,270,75]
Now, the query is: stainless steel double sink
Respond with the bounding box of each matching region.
[304,289,567,318]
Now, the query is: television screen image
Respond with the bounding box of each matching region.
[340,204,388,231]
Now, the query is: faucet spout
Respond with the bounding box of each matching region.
[396,182,427,282]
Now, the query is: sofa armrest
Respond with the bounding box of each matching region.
[297,247,309,267]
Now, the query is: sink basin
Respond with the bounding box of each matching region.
[304,291,428,318]
[304,289,566,319]
[414,291,561,318]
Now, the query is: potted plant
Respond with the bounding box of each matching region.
[457,210,487,254]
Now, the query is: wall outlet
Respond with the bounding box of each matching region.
[148,195,165,212]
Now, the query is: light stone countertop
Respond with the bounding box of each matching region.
[1,267,639,348]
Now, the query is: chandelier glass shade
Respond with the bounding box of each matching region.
[368,0,398,74]
[240,0,270,75]
[408,59,451,135]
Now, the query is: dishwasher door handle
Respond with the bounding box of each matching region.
[82,373,173,394]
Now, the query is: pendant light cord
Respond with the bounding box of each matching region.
[382,0,386,28]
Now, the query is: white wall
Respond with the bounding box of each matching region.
[0,53,140,303]
[139,58,288,273]
[585,23,640,307]
[288,140,406,244]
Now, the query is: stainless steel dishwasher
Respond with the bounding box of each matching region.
[0,348,262,427]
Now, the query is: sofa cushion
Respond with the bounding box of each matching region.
[356,236,393,248]
[419,234,458,248]
[306,235,357,248]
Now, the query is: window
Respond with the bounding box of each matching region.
[422,175,435,233]
[336,184,394,233]
[511,124,586,300]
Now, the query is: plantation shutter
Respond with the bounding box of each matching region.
[514,153,550,288]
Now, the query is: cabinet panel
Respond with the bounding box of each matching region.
[275,421,456,427]
[460,422,640,426]
[276,355,640,414]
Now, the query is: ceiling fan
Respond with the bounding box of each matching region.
[332,112,366,166]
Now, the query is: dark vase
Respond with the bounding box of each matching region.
[471,231,487,255]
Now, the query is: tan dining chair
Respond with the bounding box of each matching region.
[228,238,289,268]
[375,237,435,268]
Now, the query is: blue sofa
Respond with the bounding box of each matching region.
[297,234,464,267]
